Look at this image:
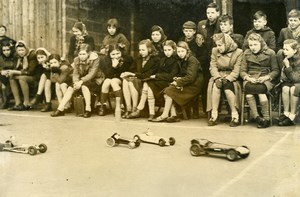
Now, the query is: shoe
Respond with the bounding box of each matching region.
[23,105,31,110]
[255,116,264,125]
[277,114,288,122]
[122,111,130,119]
[41,103,52,112]
[127,110,141,119]
[148,114,155,122]
[208,118,217,126]
[50,110,65,117]
[257,119,270,128]
[30,94,43,106]
[278,117,294,126]
[229,118,239,127]
[83,111,91,118]
[8,104,25,111]
[98,105,106,116]
[166,116,180,123]
[1,100,9,109]
[152,116,167,122]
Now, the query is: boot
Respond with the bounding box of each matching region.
[41,102,52,112]
[98,92,108,116]
[30,94,43,106]
[1,90,9,109]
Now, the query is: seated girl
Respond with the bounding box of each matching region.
[97,44,134,116]
[207,33,243,127]
[152,41,203,122]
[240,33,279,128]
[51,44,103,118]
[276,39,300,126]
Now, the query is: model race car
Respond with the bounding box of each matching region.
[0,138,47,156]
[190,138,250,161]
[106,133,140,149]
[134,131,176,147]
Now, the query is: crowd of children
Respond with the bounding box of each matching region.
[1,2,300,129]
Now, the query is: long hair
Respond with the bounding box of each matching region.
[139,39,158,57]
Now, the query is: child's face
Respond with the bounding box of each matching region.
[253,17,267,30]
[283,44,297,59]
[216,40,226,53]
[49,58,60,67]
[37,54,47,64]
[151,31,162,43]
[16,47,26,57]
[2,46,11,57]
[177,46,187,59]
[107,26,117,36]
[206,8,219,23]
[109,49,122,60]
[72,27,83,37]
[183,28,196,39]
[220,21,232,34]
[0,27,6,37]
[163,45,175,58]
[78,50,89,61]
[288,17,300,30]
[248,40,261,54]
[139,44,149,58]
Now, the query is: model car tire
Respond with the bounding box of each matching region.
[158,139,166,146]
[39,144,47,153]
[134,135,141,142]
[226,149,238,161]
[134,140,140,147]
[106,138,116,147]
[169,137,176,146]
[28,146,37,155]
[239,146,250,159]
[190,143,204,156]
[128,141,136,149]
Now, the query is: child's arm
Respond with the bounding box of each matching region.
[225,49,243,82]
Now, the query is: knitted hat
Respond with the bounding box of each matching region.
[182,21,196,30]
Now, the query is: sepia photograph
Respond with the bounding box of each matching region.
[0,0,299,196]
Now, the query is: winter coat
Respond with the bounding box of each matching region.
[68,35,95,63]
[101,33,130,55]
[277,27,300,51]
[230,33,244,49]
[100,55,134,79]
[50,60,73,86]
[243,27,276,51]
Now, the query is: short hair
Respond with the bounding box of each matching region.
[288,9,300,19]
[107,44,123,55]
[0,25,7,31]
[36,49,48,57]
[253,10,267,20]
[283,39,298,50]
[207,2,219,12]
[219,14,233,25]
[177,41,192,57]
[49,54,61,62]
[78,43,92,53]
[138,39,158,56]
[107,18,119,28]
[162,40,176,50]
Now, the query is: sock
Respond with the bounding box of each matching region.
[260,100,270,120]
[148,89,155,115]
[211,110,218,120]
[231,111,239,120]
[288,113,296,121]
[246,95,259,118]
[284,111,290,117]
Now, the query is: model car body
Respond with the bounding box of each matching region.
[134,132,176,147]
[106,133,140,149]
[190,138,250,161]
[0,138,47,156]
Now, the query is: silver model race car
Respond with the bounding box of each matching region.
[106,133,140,149]
[134,131,176,146]
[190,138,250,161]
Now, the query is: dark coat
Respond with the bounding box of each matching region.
[243,27,276,51]
[50,60,73,86]
[277,49,300,83]
[68,35,95,63]
[100,55,134,79]
[101,33,130,55]
[277,27,300,51]
[230,33,244,49]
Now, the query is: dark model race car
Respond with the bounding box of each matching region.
[134,132,175,147]
[106,133,140,149]
[0,138,47,156]
[190,138,250,161]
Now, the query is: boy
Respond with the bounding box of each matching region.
[277,9,300,50]
[242,10,276,51]
[219,14,244,48]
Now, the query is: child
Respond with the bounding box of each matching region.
[219,14,244,49]
[99,18,130,55]
[29,48,52,112]
[51,44,103,118]
[276,39,300,126]
[277,9,300,50]
[0,41,17,108]
[152,41,203,122]
[49,54,73,112]
[7,41,38,111]
[0,25,16,53]
[240,33,279,128]
[207,33,243,127]
[150,25,167,57]
[97,44,134,116]
[242,10,276,51]
[121,39,159,119]
[68,21,95,63]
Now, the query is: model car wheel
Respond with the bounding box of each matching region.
[38,144,47,153]
[134,140,140,147]
[158,139,166,147]
[128,141,136,149]
[28,146,37,155]
[134,135,141,142]
[169,137,176,146]
[226,149,238,161]
[239,146,250,159]
[190,143,204,156]
[106,138,116,147]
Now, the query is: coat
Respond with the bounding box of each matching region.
[50,60,73,86]
[164,55,203,106]
[230,33,244,49]
[101,33,130,55]
[206,47,243,112]
[243,27,276,51]
[100,55,134,79]
[240,48,280,91]
[68,35,95,63]
[277,27,300,51]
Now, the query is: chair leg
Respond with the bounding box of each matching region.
[241,92,245,125]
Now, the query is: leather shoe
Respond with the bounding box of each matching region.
[127,110,141,119]
[166,116,180,123]
[98,105,106,116]
[152,116,167,122]
[277,114,288,122]
[257,119,270,128]
[208,118,217,126]
[83,111,91,118]
[229,118,239,127]
[148,114,155,122]
[50,110,65,117]
[278,117,294,126]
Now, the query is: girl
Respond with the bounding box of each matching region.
[51,44,103,118]
[7,41,38,110]
[0,41,17,108]
[240,33,279,128]
[150,25,167,57]
[0,25,16,51]
[49,54,73,112]
[152,41,203,122]
[206,33,243,127]
[68,21,95,63]
[121,39,159,119]
[99,18,130,55]
[97,44,134,116]
[29,48,52,112]
[128,40,180,121]
[276,39,300,126]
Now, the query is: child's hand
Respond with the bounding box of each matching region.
[245,76,257,83]
[150,75,155,78]
[215,78,222,88]
[257,75,270,83]
[73,80,83,90]
[283,58,290,68]
[196,34,204,47]
[112,59,119,68]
